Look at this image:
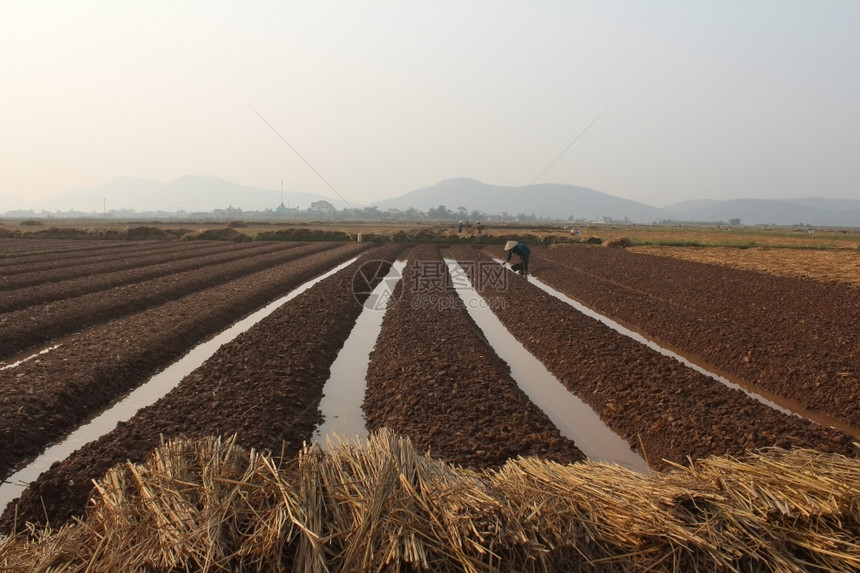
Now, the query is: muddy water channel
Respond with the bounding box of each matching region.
[0,344,61,371]
[450,246,856,472]
[2,246,404,531]
[483,254,860,440]
[0,242,369,483]
[0,258,359,512]
[312,259,408,447]
[362,245,586,470]
[445,259,648,473]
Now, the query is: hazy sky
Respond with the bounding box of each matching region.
[2,1,859,211]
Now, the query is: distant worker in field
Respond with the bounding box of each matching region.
[457,220,464,233]
[503,240,530,276]
[475,221,483,235]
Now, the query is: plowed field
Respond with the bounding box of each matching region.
[1,238,857,537]
[526,244,860,428]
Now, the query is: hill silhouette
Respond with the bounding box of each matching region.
[663,197,860,226]
[20,176,353,214]
[4,176,858,226]
[371,178,665,222]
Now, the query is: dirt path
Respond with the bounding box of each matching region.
[363,244,585,470]
[527,244,860,429]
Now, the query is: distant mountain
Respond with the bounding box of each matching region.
[26,175,356,214]
[663,197,860,226]
[371,178,665,222]
[662,199,722,215]
[785,197,860,214]
[6,174,858,226]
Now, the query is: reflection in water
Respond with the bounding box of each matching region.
[313,260,407,449]
[0,257,359,512]
[445,259,649,474]
[0,344,61,370]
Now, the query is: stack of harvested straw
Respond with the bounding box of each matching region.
[1,431,858,571]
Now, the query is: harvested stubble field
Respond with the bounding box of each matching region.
[0,233,858,571]
[631,245,860,288]
[587,225,860,287]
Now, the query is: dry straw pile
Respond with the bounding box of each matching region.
[1,431,858,572]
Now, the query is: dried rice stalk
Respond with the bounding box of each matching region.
[1,436,858,572]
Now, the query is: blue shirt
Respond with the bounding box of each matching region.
[506,243,530,261]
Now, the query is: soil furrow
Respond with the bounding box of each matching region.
[537,246,859,364]
[0,240,207,278]
[451,246,856,472]
[0,241,299,312]
[530,245,860,428]
[0,242,371,482]
[0,239,136,261]
[0,244,403,533]
[363,244,586,470]
[0,242,336,359]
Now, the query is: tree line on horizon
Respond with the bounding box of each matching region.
[2,203,583,224]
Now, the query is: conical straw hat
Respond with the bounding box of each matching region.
[504,240,518,251]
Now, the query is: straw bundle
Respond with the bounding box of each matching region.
[662,451,860,571]
[306,433,519,572]
[0,435,310,572]
[1,433,858,572]
[491,452,860,571]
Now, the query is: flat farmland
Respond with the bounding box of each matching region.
[631,244,860,287]
[526,243,860,430]
[0,239,371,485]
[0,232,858,570]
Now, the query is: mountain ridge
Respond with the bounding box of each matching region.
[4,175,858,226]
[15,176,356,214]
[370,178,666,223]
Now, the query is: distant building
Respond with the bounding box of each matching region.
[309,200,335,214]
[214,205,243,219]
[275,202,289,216]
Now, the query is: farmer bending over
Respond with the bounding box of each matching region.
[503,240,530,275]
